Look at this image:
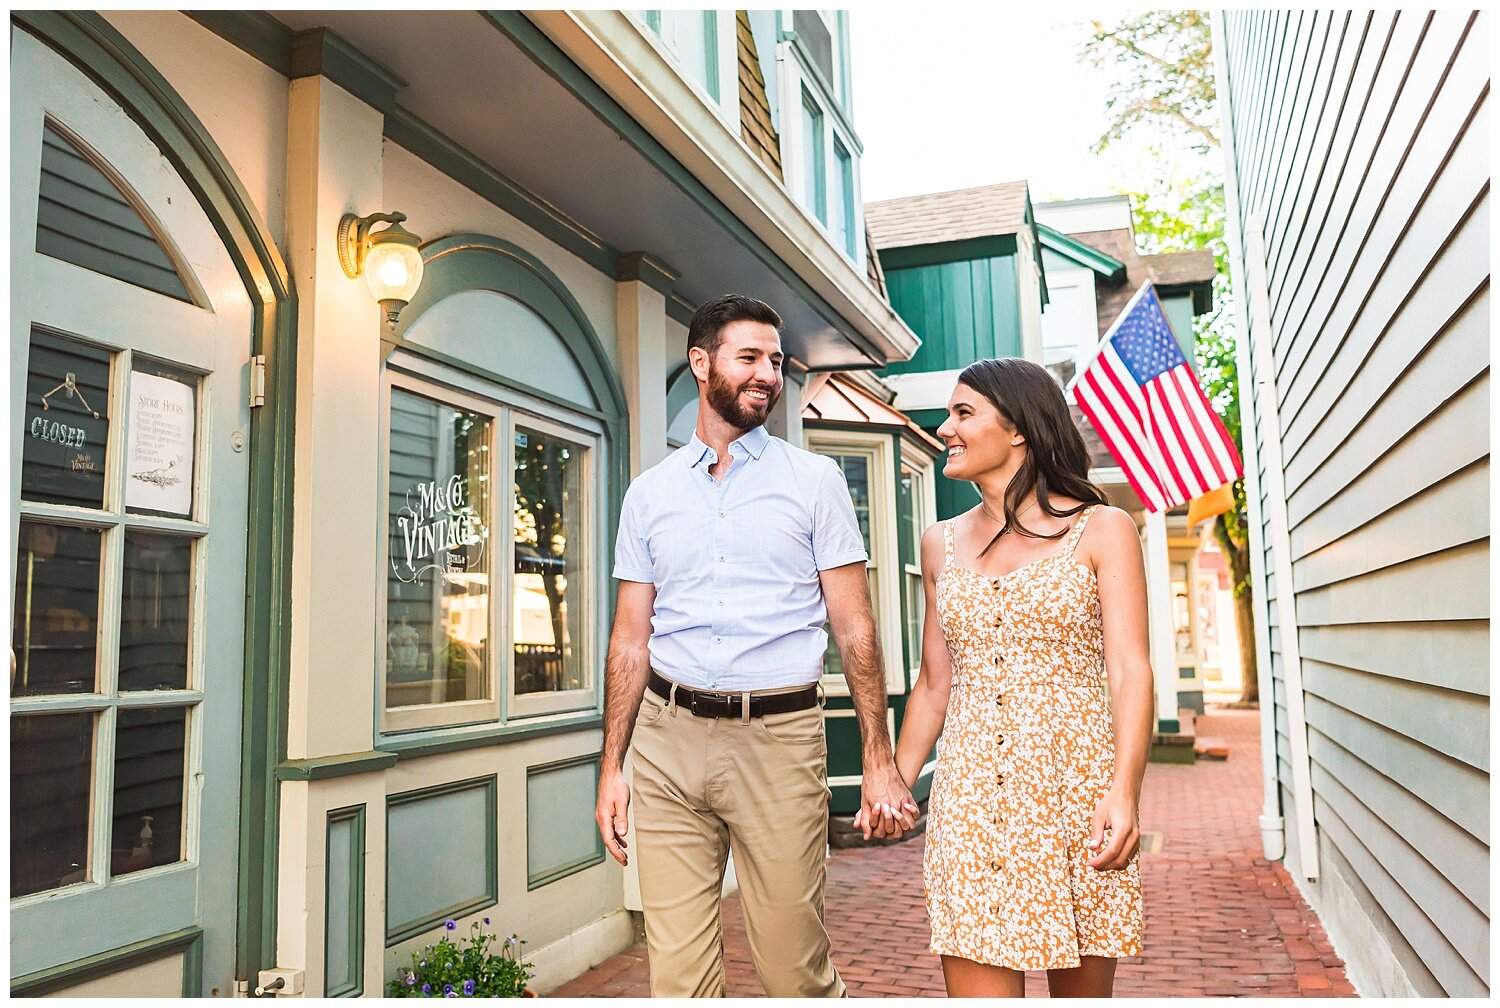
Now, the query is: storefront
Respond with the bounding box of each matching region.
[9,10,919,997]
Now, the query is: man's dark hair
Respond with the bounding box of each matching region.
[687,294,782,357]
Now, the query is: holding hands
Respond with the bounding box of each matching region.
[853,760,921,840]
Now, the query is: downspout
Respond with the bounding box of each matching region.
[1211,12,1283,862]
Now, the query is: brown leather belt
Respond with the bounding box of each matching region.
[648,671,819,719]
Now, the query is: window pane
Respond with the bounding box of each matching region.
[112,706,187,877]
[126,362,199,518]
[386,389,492,710]
[513,426,587,695]
[801,88,826,222]
[118,531,192,692]
[21,329,111,509]
[793,10,835,88]
[11,713,94,897]
[833,139,856,256]
[825,453,871,551]
[12,521,101,696]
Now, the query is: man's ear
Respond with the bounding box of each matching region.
[688,346,711,382]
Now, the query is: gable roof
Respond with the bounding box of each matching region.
[802,373,947,455]
[864,180,1031,250]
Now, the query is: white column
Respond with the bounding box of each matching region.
[283,74,385,761]
[1143,510,1179,732]
[615,253,676,475]
[767,361,807,447]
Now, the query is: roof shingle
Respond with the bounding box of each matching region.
[865,181,1030,250]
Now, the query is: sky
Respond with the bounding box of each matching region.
[849,9,1193,205]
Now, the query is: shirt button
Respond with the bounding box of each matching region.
[718,555,726,562]
[719,511,726,518]
[716,600,724,607]
[714,637,723,644]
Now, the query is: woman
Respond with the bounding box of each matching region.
[871,357,1152,997]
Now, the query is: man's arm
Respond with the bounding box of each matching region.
[820,562,918,840]
[595,579,656,867]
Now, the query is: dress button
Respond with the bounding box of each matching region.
[995,733,1004,746]
[991,860,1000,871]
[989,904,1000,914]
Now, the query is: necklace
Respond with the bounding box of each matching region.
[980,499,1037,530]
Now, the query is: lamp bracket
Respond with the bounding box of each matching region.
[337,211,408,279]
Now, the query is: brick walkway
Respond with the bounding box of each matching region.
[551,705,1355,997]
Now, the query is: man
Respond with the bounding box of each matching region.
[596,294,918,997]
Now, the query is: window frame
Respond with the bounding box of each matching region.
[377,358,606,741]
[897,449,938,686]
[779,33,866,269]
[632,10,738,125]
[11,331,211,904]
[805,430,905,697]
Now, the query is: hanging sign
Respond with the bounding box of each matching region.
[125,372,195,515]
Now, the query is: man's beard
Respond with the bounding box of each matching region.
[705,364,780,430]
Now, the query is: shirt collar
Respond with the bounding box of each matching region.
[687,425,771,468]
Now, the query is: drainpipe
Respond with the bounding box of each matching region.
[1211,12,1284,862]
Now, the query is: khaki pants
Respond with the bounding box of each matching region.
[630,684,845,998]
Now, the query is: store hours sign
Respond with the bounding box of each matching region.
[391,474,487,584]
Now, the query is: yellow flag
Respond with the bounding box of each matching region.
[1187,482,1235,530]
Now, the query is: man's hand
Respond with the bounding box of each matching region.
[596,768,632,866]
[855,760,919,841]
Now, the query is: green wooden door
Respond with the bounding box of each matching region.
[9,29,252,995]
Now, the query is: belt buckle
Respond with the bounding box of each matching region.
[691,690,730,718]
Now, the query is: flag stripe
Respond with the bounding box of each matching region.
[1146,377,1203,498]
[1173,366,1242,477]
[1167,367,1231,486]
[1097,351,1185,504]
[1160,372,1220,492]
[1076,368,1169,510]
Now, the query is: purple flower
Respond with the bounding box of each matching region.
[445,992,458,999]
[421,983,431,994]
[443,984,454,995]
[405,972,416,987]
[483,917,491,925]
[463,980,475,996]
[444,919,457,931]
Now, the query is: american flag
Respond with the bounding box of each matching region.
[1067,283,1242,512]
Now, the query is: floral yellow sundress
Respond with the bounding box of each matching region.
[924,505,1142,970]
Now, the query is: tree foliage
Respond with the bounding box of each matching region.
[1082,10,1218,155]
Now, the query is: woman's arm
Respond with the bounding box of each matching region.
[892,522,956,789]
[1086,505,1155,870]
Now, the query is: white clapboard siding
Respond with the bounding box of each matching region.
[1220,9,1489,998]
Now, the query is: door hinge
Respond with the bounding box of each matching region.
[235,978,250,997]
[249,355,267,408]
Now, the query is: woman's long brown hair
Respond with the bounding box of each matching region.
[956,357,1110,557]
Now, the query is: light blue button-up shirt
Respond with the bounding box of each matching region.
[612,425,868,690]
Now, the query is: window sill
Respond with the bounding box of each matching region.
[377,711,604,761]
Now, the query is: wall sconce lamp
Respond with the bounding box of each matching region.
[338,211,425,329]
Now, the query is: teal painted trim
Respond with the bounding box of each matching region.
[385,777,500,945]
[703,11,720,103]
[383,108,619,278]
[877,235,1016,271]
[383,335,612,424]
[276,750,398,782]
[396,234,628,422]
[182,12,622,280]
[644,10,661,33]
[14,11,299,988]
[325,805,367,997]
[289,27,407,109]
[10,926,203,996]
[903,408,949,430]
[380,713,604,760]
[617,251,680,296]
[1021,189,1049,310]
[1158,718,1181,734]
[482,11,884,366]
[1036,223,1126,283]
[783,22,862,154]
[666,293,696,327]
[525,753,606,890]
[185,11,292,75]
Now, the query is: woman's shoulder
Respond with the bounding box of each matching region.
[1079,504,1138,547]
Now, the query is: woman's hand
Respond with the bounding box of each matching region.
[1086,787,1140,870]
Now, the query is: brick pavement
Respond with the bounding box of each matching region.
[550,705,1355,997]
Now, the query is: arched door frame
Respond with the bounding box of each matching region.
[13,11,298,987]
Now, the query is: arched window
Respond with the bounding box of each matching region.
[379,236,626,730]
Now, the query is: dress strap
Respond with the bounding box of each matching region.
[1064,505,1099,558]
[943,519,957,565]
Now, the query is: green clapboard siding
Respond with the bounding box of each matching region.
[880,254,1024,375]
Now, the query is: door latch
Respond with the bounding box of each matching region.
[249,355,267,408]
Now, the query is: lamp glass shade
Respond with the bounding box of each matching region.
[363,240,424,306]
